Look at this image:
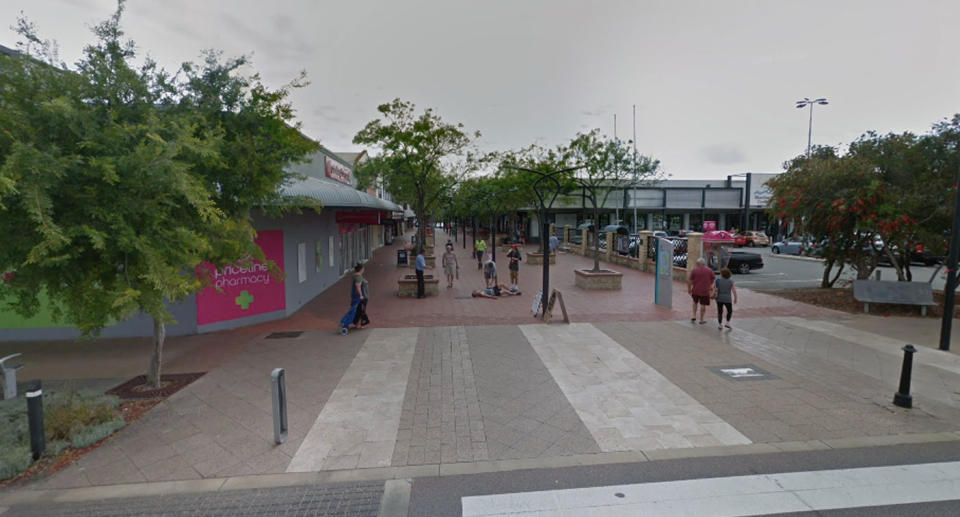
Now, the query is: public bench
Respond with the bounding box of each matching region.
[852,280,937,316]
[397,274,440,298]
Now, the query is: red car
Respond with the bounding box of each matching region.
[732,233,747,247]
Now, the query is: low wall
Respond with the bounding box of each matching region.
[398,275,440,297]
[527,252,556,265]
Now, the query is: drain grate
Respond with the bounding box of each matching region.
[455,296,472,300]
[266,331,304,339]
[707,364,778,381]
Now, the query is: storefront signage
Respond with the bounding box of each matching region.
[335,210,383,224]
[196,230,286,325]
[325,156,351,184]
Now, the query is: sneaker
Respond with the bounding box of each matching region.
[725,324,732,330]
[718,323,723,329]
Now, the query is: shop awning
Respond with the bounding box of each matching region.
[279,176,402,212]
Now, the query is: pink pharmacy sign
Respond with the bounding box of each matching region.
[196,230,286,325]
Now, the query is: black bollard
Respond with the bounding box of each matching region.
[893,345,917,408]
[26,381,45,460]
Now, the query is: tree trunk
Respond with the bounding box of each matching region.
[885,247,905,281]
[821,258,835,288]
[827,261,845,288]
[147,318,166,389]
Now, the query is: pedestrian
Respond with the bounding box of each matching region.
[549,233,559,261]
[352,263,370,328]
[687,257,715,324]
[475,237,487,269]
[339,263,367,334]
[442,243,459,288]
[713,267,738,329]
[482,258,498,288]
[445,239,454,250]
[415,247,430,298]
[519,229,526,246]
[507,243,521,288]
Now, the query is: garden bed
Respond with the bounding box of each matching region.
[767,287,960,318]
[0,373,203,486]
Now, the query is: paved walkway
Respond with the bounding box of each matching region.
[4,229,960,495]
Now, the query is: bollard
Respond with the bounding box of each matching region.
[875,269,881,281]
[271,368,288,444]
[893,345,917,408]
[26,381,45,460]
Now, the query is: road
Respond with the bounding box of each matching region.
[732,246,948,291]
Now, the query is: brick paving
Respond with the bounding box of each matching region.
[10,481,384,516]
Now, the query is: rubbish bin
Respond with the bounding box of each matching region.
[397,249,408,266]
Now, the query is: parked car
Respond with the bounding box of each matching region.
[732,233,747,247]
[673,251,763,274]
[743,231,770,247]
[726,251,764,274]
[771,240,804,255]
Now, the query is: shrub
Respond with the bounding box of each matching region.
[0,445,31,480]
[70,418,125,449]
[45,390,120,442]
[46,440,69,456]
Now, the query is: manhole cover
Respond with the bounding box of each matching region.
[708,364,778,381]
[455,296,472,300]
[266,331,304,339]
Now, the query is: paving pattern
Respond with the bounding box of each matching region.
[521,323,750,451]
[467,325,600,460]
[287,328,419,472]
[10,481,384,516]
[392,326,487,466]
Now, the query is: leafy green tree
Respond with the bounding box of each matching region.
[566,130,660,272]
[353,99,478,249]
[0,4,315,387]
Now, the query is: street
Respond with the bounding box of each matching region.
[732,246,948,291]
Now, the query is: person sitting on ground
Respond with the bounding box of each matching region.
[471,286,500,299]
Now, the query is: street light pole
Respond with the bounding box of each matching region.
[939,167,960,351]
[504,164,584,318]
[795,97,828,157]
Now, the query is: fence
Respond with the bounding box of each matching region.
[647,236,688,267]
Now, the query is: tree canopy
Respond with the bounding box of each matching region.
[0,2,317,386]
[353,98,478,248]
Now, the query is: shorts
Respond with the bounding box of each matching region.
[692,294,711,306]
[444,263,456,276]
[484,271,496,280]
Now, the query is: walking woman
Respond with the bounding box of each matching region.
[713,267,737,330]
[442,243,459,288]
[340,263,368,334]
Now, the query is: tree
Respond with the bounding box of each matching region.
[353,99,478,249]
[0,3,316,388]
[566,130,660,272]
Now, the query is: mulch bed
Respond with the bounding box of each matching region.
[106,372,205,399]
[768,287,960,319]
[1,373,204,488]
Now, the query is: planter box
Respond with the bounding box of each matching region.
[526,252,556,265]
[575,269,623,290]
[398,274,440,297]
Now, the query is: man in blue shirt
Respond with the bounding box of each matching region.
[415,247,431,298]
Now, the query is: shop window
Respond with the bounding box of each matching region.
[297,243,307,283]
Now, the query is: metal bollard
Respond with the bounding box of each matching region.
[271,368,288,444]
[26,381,45,460]
[893,345,917,408]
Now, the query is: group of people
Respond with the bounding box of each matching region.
[687,257,738,329]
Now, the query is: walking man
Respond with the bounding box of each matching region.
[507,244,521,288]
[475,237,487,270]
[687,257,715,324]
[415,247,431,298]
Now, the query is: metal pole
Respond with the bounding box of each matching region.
[491,213,496,262]
[542,207,549,314]
[893,345,916,408]
[633,104,638,233]
[807,103,814,157]
[939,168,960,351]
[26,381,45,460]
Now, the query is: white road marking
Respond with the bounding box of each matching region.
[462,460,960,516]
[286,327,419,472]
[519,323,750,452]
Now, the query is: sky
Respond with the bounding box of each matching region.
[3,0,959,179]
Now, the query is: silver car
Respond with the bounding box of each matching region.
[771,240,804,255]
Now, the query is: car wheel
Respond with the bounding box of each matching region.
[747,241,755,247]
[738,263,751,275]
[772,246,780,254]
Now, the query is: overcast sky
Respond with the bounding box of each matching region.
[3,0,959,179]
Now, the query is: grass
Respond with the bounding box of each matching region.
[0,387,124,481]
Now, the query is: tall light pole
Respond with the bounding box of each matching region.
[795,97,828,157]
